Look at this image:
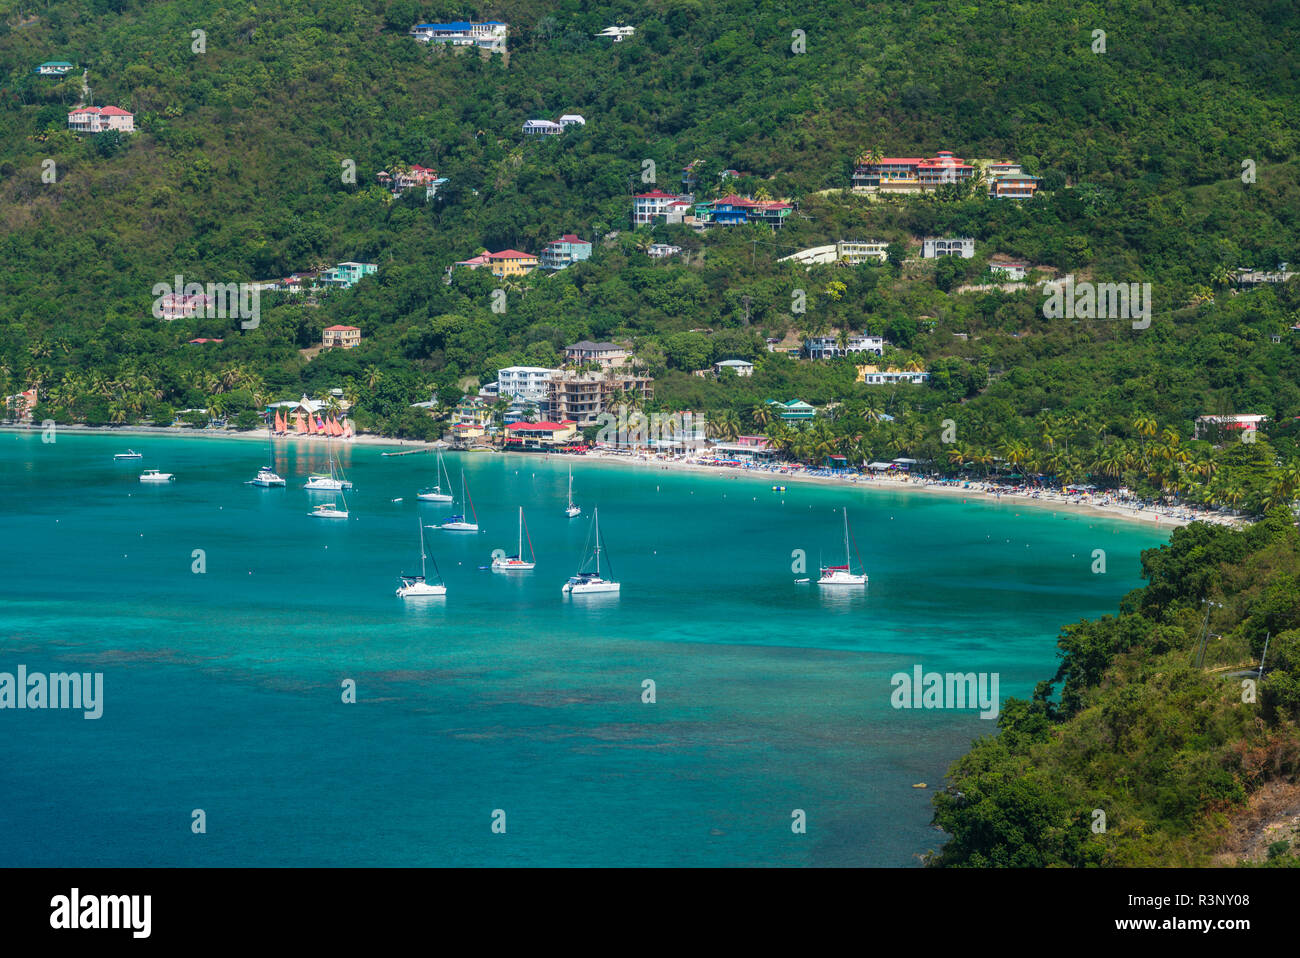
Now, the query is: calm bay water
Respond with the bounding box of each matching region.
[0,432,1168,866]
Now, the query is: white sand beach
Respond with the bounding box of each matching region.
[1,423,1250,530]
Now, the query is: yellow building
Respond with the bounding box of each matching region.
[484,249,539,278]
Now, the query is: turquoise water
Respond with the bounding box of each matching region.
[0,432,1167,866]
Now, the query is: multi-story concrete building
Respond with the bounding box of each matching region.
[564,341,629,369]
[545,371,654,427]
[633,190,694,226]
[497,366,559,402]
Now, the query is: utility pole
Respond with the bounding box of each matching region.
[1258,632,1271,680]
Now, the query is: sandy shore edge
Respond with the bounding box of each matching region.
[2,424,1248,531]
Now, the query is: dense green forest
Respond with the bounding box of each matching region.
[930,508,1300,867]
[3,1,1297,510]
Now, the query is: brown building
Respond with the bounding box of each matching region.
[563,340,629,369]
[545,371,654,427]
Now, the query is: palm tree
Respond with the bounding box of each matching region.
[765,421,794,456]
[750,403,772,429]
[713,409,741,441]
[1133,414,1157,441]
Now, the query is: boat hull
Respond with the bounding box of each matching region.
[305,478,352,491]
[818,572,867,586]
[492,560,535,572]
[565,506,581,518]
[439,522,479,531]
[310,509,349,519]
[563,580,620,594]
[417,491,454,502]
[396,584,446,597]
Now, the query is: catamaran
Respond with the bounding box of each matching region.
[562,507,619,594]
[818,507,867,586]
[565,464,581,518]
[417,449,455,502]
[250,465,286,487]
[397,518,447,597]
[435,470,479,531]
[114,449,142,460]
[248,428,286,486]
[139,469,174,482]
[492,507,536,571]
[304,436,353,490]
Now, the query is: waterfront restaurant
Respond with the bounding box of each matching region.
[503,420,579,451]
[706,435,776,463]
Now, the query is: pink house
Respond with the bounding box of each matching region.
[68,105,134,134]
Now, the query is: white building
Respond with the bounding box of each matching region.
[523,119,562,136]
[647,243,682,258]
[410,21,508,52]
[858,366,930,385]
[1194,414,1268,439]
[778,240,888,266]
[805,334,886,359]
[922,237,975,259]
[595,26,635,41]
[714,359,754,377]
[633,190,694,226]
[990,263,1028,281]
[558,114,586,129]
[497,366,560,402]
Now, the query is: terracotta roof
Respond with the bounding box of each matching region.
[486,249,536,259]
[324,325,360,331]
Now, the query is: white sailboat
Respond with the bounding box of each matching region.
[417,449,455,502]
[309,480,350,519]
[248,429,285,486]
[818,507,867,586]
[435,470,479,531]
[114,449,142,460]
[139,469,174,482]
[397,518,447,596]
[562,507,619,594]
[565,464,581,518]
[304,436,353,490]
[492,507,536,571]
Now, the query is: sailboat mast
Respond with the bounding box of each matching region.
[593,508,601,576]
[518,506,523,557]
[843,508,850,568]
[419,518,427,578]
